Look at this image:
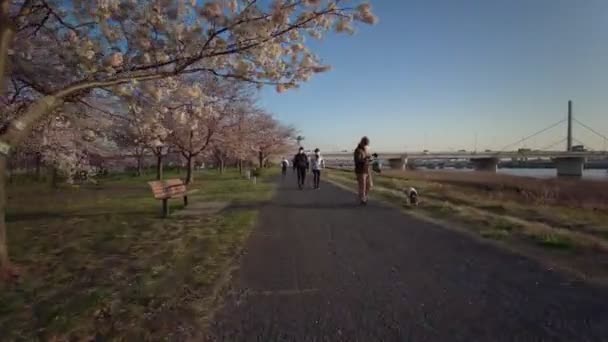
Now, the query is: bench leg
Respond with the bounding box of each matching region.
[162,199,169,218]
[184,195,188,207]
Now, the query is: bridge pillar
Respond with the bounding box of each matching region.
[387,157,407,170]
[553,157,585,177]
[470,157,499,172]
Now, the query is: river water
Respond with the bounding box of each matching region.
[499,168,608,180]
[418,167,608,181]
[325,160,608,181]
[325,159,608,181]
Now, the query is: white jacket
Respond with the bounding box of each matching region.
[310,153,325,171]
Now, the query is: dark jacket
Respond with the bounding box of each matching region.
[354,146,370,174]
[294,153,309,169]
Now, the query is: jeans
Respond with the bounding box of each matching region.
[356,172,372,202]
[296,167,307,188]
[312,169,321,188]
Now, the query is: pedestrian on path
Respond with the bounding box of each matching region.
[354,136,373,204]
[293,147,309,190]
[281,157,290,178]
[310,148,325,189]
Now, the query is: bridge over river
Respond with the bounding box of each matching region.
[324,101,608,177]
[323,151,608,177]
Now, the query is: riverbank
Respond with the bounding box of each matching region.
[326,169,608,284]
[384,169,608,209]
[424,167,608,181]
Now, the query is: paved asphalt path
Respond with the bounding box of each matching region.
[209,174,608,341]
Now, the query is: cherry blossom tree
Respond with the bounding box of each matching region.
[2,83,112,185]
[248,111,295,168]
[126,93,171,181]
[164,77,248,183]
[9,111,106,187]
[210,109,247,174]
[110,117,148,176]
[223,105,260,173]
[0,0,377,276]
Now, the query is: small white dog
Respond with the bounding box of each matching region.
[404,187,419,206]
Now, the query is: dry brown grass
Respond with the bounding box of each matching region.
[383,170,608,210]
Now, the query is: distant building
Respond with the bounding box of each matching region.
[572,145,586,152]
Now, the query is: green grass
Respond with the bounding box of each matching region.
[533,233,574,250]
[0,168,276,341]
[480,229,511,240]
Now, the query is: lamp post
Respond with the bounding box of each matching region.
[296,135,305,147]
[153,139,167,180]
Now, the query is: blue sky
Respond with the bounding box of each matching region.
[258,0,608,152]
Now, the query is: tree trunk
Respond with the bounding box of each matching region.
[0,154,10,276]
[219,158,225,174]
[185,155,194,184]
[35,152,42,181]
[258,151,264,168]
[49,165,59,189]
[156,153,163,180]
[0,1,14,91]
[238,159,243,174]
[7,155,13,184]
[136,154,143,177]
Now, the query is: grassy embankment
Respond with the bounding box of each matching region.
[327,168,608,281]
[0,168,276,341]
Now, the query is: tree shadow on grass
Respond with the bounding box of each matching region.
[6,209,162,223]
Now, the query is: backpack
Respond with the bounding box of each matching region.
[354,147,366,164]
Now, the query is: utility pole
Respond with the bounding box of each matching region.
[567,100,573,151]
[474,132,478,153]
[423,133,428,151]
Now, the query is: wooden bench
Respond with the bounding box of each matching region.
[148,179,199,217]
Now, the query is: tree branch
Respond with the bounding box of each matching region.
[77,99,127,121]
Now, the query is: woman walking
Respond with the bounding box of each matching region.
[354,137,373,205]
[310,148,325,189]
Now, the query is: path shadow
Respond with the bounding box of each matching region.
[6,210,156,223]
[222,201,272,212]
[275,187,316,192]
[274,202,394,211]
